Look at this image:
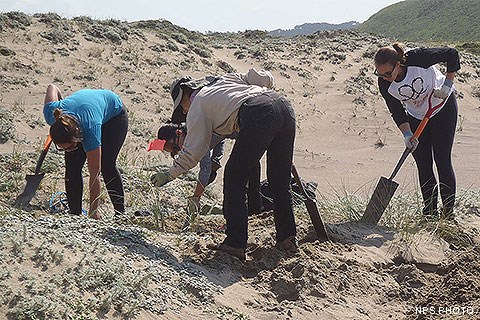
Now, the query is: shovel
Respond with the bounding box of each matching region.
[361,92,447,224]
[15,135,52,207]
[292,164,329,241]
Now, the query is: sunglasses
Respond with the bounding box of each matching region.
[374,63,397,78]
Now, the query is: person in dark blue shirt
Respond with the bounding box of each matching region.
[43,84,128,219]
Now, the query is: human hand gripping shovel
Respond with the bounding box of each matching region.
[292,163,329,241]
[361,92,447,224]
[15,135,53,207]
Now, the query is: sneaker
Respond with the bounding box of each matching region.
[207,242,246,261]
[276,236,298,253]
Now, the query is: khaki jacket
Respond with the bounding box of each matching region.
[169,68,274,178]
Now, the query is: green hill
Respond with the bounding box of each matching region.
[359,0,480,42]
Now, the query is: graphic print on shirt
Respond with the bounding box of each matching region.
[397,77,427,102]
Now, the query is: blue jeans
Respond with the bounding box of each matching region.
[223,92,296,248]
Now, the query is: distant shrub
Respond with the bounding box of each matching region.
[262,61,276,70]
[166,42,179,52]
[216,60,236,73]
[362,46,378,59]
[234,50,246,60]
[0,107,15,143]
[171,33,188,44]
[149,44,166,53]
[73,16,94,24]
[146,57,168,67]
[33,12,62,24]
[104,29,123,44]
[190,43,211,58]
[40,28,73,44]
[0,47,15,56]
[0,11,31,30]
[243,30,268,39]
[76,18,131,44]
[201,58,213,66]
[457,42,480,56]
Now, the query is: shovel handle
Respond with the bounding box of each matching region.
[34,135,53,175]
[44,135,52,150]
[389,117,429,181]
[292,164,329,241]
[291,164,308,198]
[388,94,447,180]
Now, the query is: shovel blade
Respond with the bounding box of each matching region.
[361,176,399,224]
[14,173,46,207]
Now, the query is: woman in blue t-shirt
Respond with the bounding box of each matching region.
[374,43,460,219]
[43,84,128,219]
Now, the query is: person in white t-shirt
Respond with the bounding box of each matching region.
[374,43,460,219]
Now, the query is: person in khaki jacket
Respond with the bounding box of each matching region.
[151,68,297,260]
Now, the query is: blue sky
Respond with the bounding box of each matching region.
[1,0,404,32]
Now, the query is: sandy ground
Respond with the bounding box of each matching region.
[0,13,479,320]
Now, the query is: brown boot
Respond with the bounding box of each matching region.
[276,236,298,253]
[207,242,246,261]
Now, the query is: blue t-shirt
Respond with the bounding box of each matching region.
[44,89,123,152]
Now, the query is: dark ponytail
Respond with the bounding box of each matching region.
[157,122,186,140]
[157,122,186,158]
[374,42,406,66]
[49,109,82,144]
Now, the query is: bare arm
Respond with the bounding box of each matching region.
[44,84,63,105]
[399,122,413,135]
[445,71,456,81]
[86,147,102,219]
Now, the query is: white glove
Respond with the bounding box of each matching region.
[403,130,419,152]
[433,79,453,100]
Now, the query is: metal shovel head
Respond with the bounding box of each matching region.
[361,176,399,224]
[14,173,46,207]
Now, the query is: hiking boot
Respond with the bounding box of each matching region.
[276,236,298,253]
[207,242,246,261]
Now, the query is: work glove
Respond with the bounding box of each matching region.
[150,170,173,187]
[433,79,453,100]
[208,160,222,184]
[403,130,419,152]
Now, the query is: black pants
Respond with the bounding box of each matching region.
[65,108,128,215]
[408,94,457,216]
[223,92,296,248]
[247,162,262,215]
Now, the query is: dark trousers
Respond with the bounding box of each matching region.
[247,162,262,215]
[223,92,296,248]
[408,94,457,216]
[65,108,128,215]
